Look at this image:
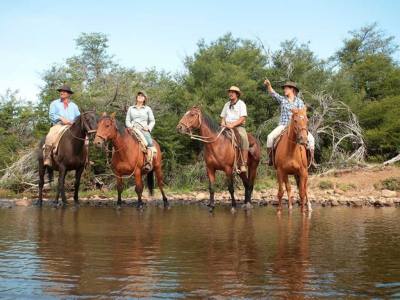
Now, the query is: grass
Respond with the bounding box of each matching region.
[374,177,400,191]
[318,180,334,190]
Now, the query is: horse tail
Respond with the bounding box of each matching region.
[294,174,301,189]
[146,170,154,196]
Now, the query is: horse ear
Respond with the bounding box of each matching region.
[102,112,107,117]
[110,112,116,119]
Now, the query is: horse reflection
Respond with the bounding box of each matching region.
[271,212,312,297]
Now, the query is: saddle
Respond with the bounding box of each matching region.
[223,127,246,172]
[129,127,157,164]
[49,125,71,154]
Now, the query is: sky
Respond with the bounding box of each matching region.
[0,0,399,101]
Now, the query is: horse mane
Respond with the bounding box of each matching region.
[201,113,228,137]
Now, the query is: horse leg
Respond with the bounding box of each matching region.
[246,155,259,207]
[226,170,236,212]
[116,177,123,207]
[154,164,169,208]
[284,174,293,210]
[305,175,312,212]
[55,167,67,206]
[38,159,45,206]
[299,174,307,213]
[239,172,252,210]
[73,166,84,206]
[135,170,144,210]
[206,167,216,212]
[276,169,285,212]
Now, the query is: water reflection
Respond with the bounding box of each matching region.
[0,206,399,298]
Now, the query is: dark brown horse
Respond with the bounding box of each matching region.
[38,111,98,206]
[93,113,168,208]
[274,108,312,212]
[177,106,261,212]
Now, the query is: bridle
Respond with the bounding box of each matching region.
[178,108,225,143]
[68,111,97,141]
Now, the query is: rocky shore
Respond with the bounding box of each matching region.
[1,187,399,208]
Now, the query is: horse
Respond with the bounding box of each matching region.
[177,106,261,212]
[93,113,168,209]
[273,107,312,212]
[38,111,98,206]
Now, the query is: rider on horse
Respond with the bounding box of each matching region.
[125,90,156,172]
[264,79,315,167]
[43,85,81,167]
[220,86,249,173]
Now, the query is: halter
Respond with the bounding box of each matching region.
[178,109,226,143]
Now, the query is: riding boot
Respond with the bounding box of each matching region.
[43,145,53,167]
[239,149,248,173]
[143,148,153,172]
[267,147,273,166]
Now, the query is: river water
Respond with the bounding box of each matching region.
[0,205,399,298]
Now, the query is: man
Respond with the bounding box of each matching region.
[220,86,249,173]
[43,85,80,166]
[264,79,315,166]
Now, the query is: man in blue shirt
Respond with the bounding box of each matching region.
[43,85,81,166]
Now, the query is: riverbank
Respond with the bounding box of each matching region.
[1,165,399,208]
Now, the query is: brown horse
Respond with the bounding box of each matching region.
[274,108,312,212]
[93,113,168,208]
[38,111,98,206]
[177,106,261,212]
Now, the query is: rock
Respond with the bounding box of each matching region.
[334,189,345,195]
[195,192,208,201]
[331,199,339,206]
[381,189,397,198]
[15,199,30,206]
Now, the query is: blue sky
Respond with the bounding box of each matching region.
[0,0,399,101]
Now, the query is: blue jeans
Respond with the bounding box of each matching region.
[142,130,153,147]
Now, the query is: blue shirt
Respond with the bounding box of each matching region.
[270,92,304,126]
[49,99,80,125]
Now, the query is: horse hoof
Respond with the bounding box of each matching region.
[208,206,215,213]
[231,207,236,214]
[288,205,293,210]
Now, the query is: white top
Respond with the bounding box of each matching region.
[125,105,155,131]
[220,99,247,124]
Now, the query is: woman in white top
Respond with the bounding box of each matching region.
[125,91,155,171]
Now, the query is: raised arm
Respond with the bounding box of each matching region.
[264,78,285,104]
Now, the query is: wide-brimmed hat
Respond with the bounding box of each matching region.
[57,84,74,94]
[137,90,148,99]
[281,81,299,93]
[227,86,241,96]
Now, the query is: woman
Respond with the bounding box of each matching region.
[125,90,156,171]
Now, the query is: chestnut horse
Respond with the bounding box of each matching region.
[93,113,168,208]
[177,106,261,212]
[274,108,312,212]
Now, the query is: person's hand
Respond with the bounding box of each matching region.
[224,123,233,129]
[142,125,149,131]
[264,78,271,88]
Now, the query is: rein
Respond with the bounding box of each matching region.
[68,111,97,141]
[178,111,226,143]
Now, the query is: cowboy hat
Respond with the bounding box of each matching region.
[281,81,299,93]
[57,84,74,94]
[227,86,241,96]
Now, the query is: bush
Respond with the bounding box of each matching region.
[318,180,334,190]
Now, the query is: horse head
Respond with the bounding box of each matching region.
[80,110,98,136]
[94,112,118,148]
[290,107,308,146]
[176,106,202,134]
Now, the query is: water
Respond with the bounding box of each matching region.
[0,205,399,299]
